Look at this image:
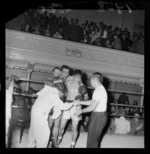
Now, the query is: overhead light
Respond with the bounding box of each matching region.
[97,1,105,12]
[51,3,63,8]
[124,3,132,13]
[115,2,124,14]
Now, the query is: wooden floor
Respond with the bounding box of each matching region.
[10,125,144,148]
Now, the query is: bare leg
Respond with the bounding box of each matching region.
[71,119,79,147]
[48,115,55,130]
[57,118,68,145]
[47,115,54,147]
[52,116,61,140]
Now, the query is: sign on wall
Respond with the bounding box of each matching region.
[65,47,82,58]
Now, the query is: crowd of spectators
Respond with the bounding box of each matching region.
[12,87,37,112]
[16,9,144,54]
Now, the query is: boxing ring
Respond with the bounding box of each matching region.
[6,73,144,148]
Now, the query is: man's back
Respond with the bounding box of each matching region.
[114,117,130,134]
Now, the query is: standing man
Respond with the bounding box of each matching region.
[118,93,129,105]
[74,72,108,148]
[27,82,73,148]
[57,69,88,148]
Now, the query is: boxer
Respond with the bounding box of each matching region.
[57,69,88,148]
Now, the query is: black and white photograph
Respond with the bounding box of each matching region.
[5,0,146,149]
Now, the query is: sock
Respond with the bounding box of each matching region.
[71,141,75,146]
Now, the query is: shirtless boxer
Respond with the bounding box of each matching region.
[57,69,88,148]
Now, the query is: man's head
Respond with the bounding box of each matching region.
[52,67,61,77]
[73,69,82,82]
[60,65,70,81]
[53,82,67,98]
[90,72,103,88]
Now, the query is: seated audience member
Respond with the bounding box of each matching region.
[29,87,34,95]
[105,39,112,48]
[133,100,137,106]
[125,107,130,115]
[44,25,50,36]
[110,105,116,115]
[82,34,90,44]
[112,34,121,50]
[53,31,62,39]
[114,111,130,134]
[90,27,100,44]
[129,35,139,53]
[127,107,134,116]
[135,35,144,54]
[129,113,144,135]
[94,37,101,46]
[118,93,129,105]
[21,23,33,33]
[33,25,41,35]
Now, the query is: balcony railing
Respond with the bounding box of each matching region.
[6,29,144,85]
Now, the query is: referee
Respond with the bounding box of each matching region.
[74,72,108,148]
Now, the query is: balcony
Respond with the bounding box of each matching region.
[5,29,144,85]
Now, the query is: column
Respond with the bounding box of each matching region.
[26,63,34,91]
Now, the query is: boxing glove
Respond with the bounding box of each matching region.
[75,95,83,101]
[78,85,87,95]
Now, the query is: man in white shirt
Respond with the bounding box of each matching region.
[74,72,108,148]
[114,112,130,134]
[27,82,73,148]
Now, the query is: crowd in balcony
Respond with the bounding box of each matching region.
[11,9,144,55]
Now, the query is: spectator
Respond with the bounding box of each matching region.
[38,12,47,35]
[129,113,144,135]
[133,100,138,106]
[95,37,102,46]
[118,93,129,105]
[90,27,100,44]
[62,19,70,40]
[114,111,131,134]
[136,35,144,54]
[29,87,34,95]
[129,35,140,53]
[82,34,90,44]
[125,107,130,115]
[21,23,33,33]
[75,18,83,42]
[69,18,78,41]
[49,15,59,37]
[44,25,50,37]
[127,107,134,116]
[105,39,112,48]
[110,105,116,115]
[33,25,41,35]
[101,25,108,46]
[112,34,121,50]
[53,30,62,39]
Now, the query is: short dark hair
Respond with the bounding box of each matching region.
[73,69,82,76]
[61,65,70,72]
[52,67,60,72]
[93,72,103,83]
